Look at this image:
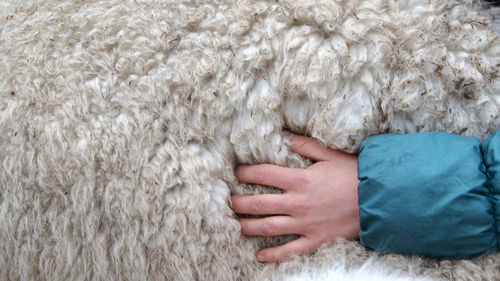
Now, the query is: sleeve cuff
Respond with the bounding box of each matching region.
[357,132,498,258]
[481,131,500,252]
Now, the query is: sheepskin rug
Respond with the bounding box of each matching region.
[1,0,500,280]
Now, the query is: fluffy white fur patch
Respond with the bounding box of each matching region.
[0,0,500,280]
[275,260,436,281]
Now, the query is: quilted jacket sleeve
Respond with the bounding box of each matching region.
[357,131,500,258]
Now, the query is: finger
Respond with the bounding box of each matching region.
[235,164,306,191]
[231,194,294,215]
[256,236,317,263]
[285,131,338,162]
[239,216,300,237]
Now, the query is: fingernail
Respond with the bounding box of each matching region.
[284,130,294,140]
[257,254,265,262]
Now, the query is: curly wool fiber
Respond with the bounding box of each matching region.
[0,0,499,280]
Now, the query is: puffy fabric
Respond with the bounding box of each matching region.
[357,132,499,258]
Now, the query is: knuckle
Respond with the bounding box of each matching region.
[270,252,281,262]
[280,248,295,261]
[291,198,312,214]
[296,138,311,150]
[253,167,268,183]
[261,220,275,236]
[250,196,264,213]
[291,170,311,190]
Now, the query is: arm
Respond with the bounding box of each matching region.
[231,130,500,262]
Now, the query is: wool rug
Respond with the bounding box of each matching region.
[1,0,500,280]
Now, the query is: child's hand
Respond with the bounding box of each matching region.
[231,131,360,263]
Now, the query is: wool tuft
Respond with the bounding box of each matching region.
[1,0,500,280]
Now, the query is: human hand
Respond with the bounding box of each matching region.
[231,131,360,263]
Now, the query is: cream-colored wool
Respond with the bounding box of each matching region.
[1,0,499,280]
[273,256,437,281]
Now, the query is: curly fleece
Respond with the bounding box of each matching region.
[0,0,500,280]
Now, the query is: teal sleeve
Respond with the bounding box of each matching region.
[357,132,499,258]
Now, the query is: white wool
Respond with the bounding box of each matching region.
[274,259,436,281]
[1,0,500,280]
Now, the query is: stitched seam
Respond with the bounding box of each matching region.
[483,157,500,251]
[486,178,500,251]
